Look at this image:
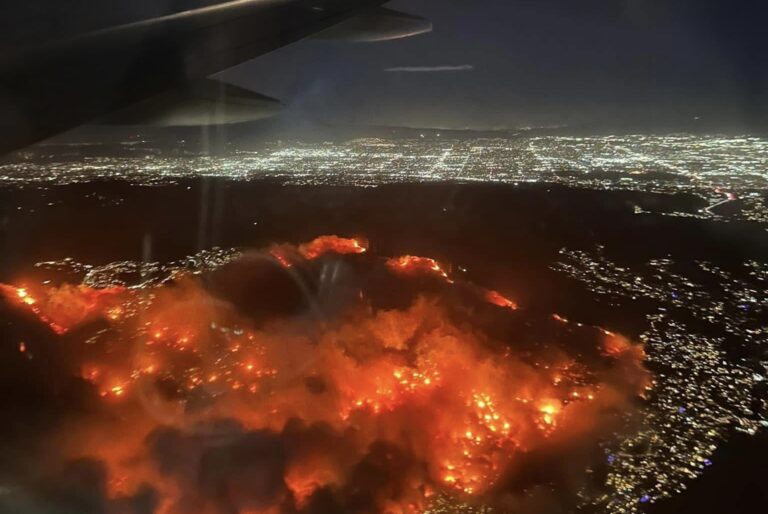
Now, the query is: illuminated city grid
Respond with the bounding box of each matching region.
[2,134,767,222]
[3,134,768,514]
[552,248,768,514]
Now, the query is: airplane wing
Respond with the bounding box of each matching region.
[0,0,428,154]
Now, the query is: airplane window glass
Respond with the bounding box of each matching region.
[1,2,767,514]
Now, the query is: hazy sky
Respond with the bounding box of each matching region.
[221,0,767,131]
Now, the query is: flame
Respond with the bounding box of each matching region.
[603,332,646,361]
[484,289,518,310]
[298,235,368,260]
[385,255,452,282]
[284,456,342,509]
[1,283,127,334]
[269,235,367,268]
[270,248,294,268]
[2,236,649,514]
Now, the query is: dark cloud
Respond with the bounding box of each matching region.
[146,420,287,513]
[0,459,157,514]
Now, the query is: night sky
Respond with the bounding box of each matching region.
[5,0,766,134]
[219,0,767,131]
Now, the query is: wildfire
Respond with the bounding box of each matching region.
[1,235,649,514]
[270,248,294,268]
[0,282,127,334]
[385,255,452,282]
[298,235,368,260]
[484,289,518,310]
[270,235,367,268]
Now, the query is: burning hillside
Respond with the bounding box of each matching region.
[0,236,649,514]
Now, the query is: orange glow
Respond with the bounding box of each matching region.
[385,255,451,281]
[484,289,518,310]
[99,382,129,399]
[270,247,294,268]
[298,235,368,259]
[1,282,127,334]
[285,457,341,509]
[3,236,650,514]
[603,332,646,361]
[269,235,367,268]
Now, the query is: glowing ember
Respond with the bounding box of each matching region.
[1,236,649,514]
[270,248,294,268]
